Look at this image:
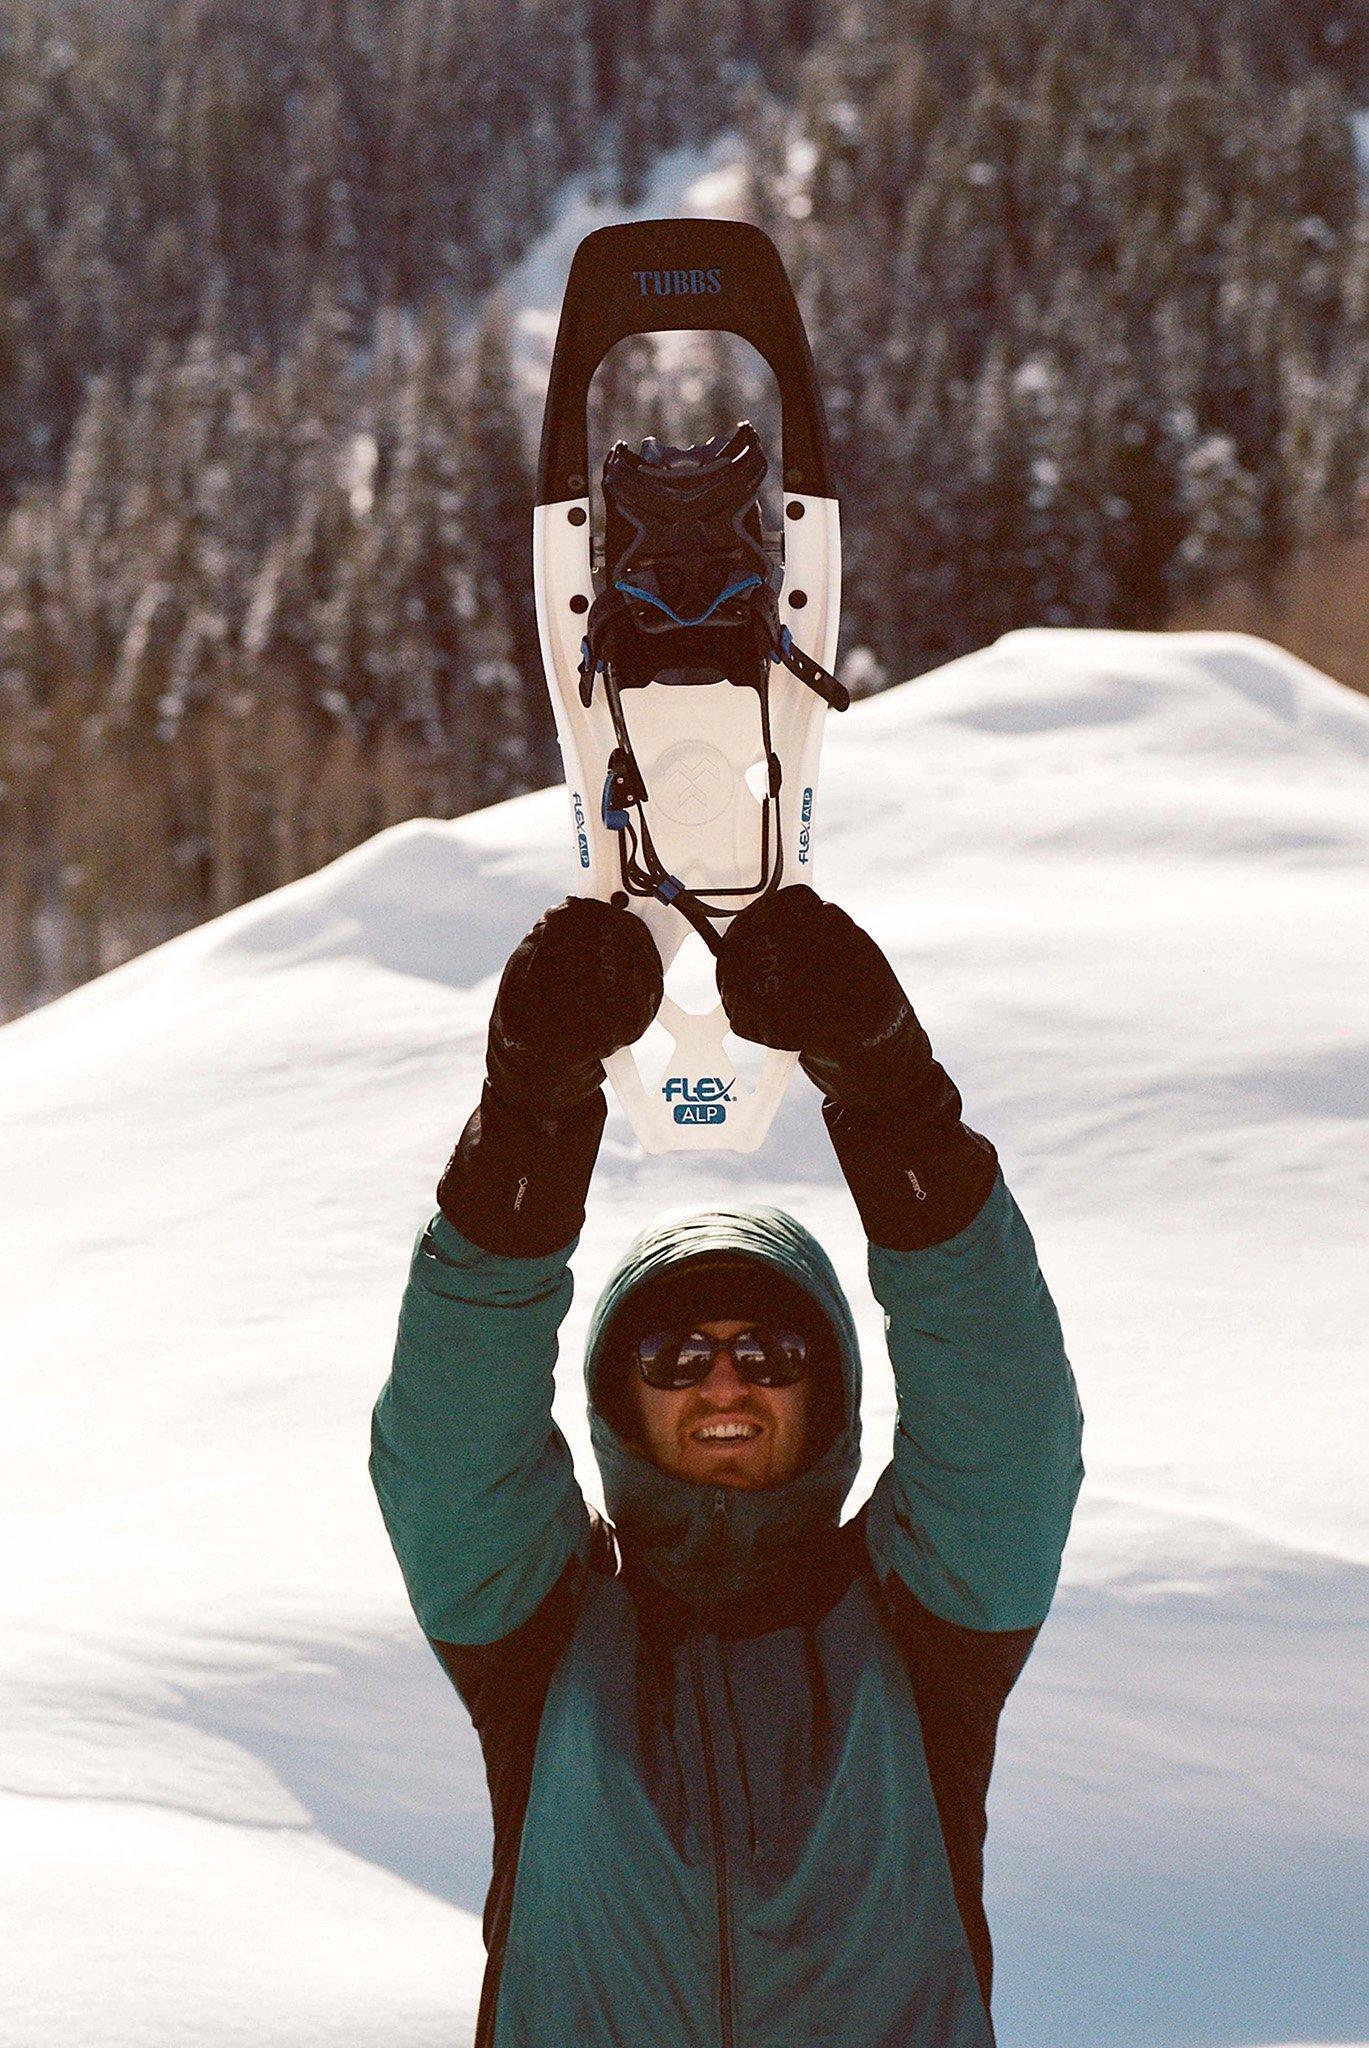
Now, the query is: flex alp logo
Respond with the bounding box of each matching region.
[631,267,723,298]
[571,791,590,869]
[798,785,814,864]
[662,1075,735,1125]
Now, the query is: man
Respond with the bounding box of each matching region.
[371,885,1084,2048]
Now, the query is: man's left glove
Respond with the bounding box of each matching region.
[439,898,663,1258]
[717,885,998,1249]
[716,884,935,1117]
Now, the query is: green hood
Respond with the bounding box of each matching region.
[584,1205,863,1607]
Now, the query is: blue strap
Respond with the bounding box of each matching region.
[613,574,764,629]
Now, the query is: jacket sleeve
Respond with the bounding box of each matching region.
[863,1173,1084,1632]
[369,1211,592,1646]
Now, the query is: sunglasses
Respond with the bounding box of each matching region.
[633,1325,810,1392]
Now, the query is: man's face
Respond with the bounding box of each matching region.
[631,1320,811,1491]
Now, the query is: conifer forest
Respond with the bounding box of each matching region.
[0,0,1365,1015]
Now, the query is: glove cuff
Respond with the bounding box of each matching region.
[821,1062,999,1250]
[437,1081,607,1258]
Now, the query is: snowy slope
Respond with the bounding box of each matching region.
[2,630,1366,2048]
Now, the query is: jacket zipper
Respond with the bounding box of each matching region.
[689,1628,735,2048]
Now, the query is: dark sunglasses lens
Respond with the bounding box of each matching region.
[635,1327,809,1390]
[741,1332,808,1385]
[671,1332,720,1383]
[637,1330,711,1389]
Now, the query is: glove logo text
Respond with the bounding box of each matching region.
[662,1075,735,1125]
[571,792,591,869]
[798,785,814,864]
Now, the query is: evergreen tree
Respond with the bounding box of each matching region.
[456,295,553,786]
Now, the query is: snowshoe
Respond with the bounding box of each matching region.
[534,217,844,1153]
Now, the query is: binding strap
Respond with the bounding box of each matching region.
[578,584,849,713]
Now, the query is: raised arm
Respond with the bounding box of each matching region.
[370,897,663,1647]
[372,1213,589,1645]
[858,1176,1082,1632]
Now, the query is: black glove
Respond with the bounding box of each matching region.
[439,899,663,1259]
[485,895,664,1123]
[717,886,997,1248]
[717,884,938,1115]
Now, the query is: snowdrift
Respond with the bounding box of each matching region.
[2,629,1366,2048]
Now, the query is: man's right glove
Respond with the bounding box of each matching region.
[717,885,998,1249]
[484,895,664,1125]
[439,897,663,1258]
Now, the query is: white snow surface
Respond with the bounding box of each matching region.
[2,629,1367,2048]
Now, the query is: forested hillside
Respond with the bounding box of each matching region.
[0,0,1365,1016]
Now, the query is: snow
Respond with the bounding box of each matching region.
[2,628,1367,2047]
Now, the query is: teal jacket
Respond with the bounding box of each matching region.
[371,1173,1083,2048]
